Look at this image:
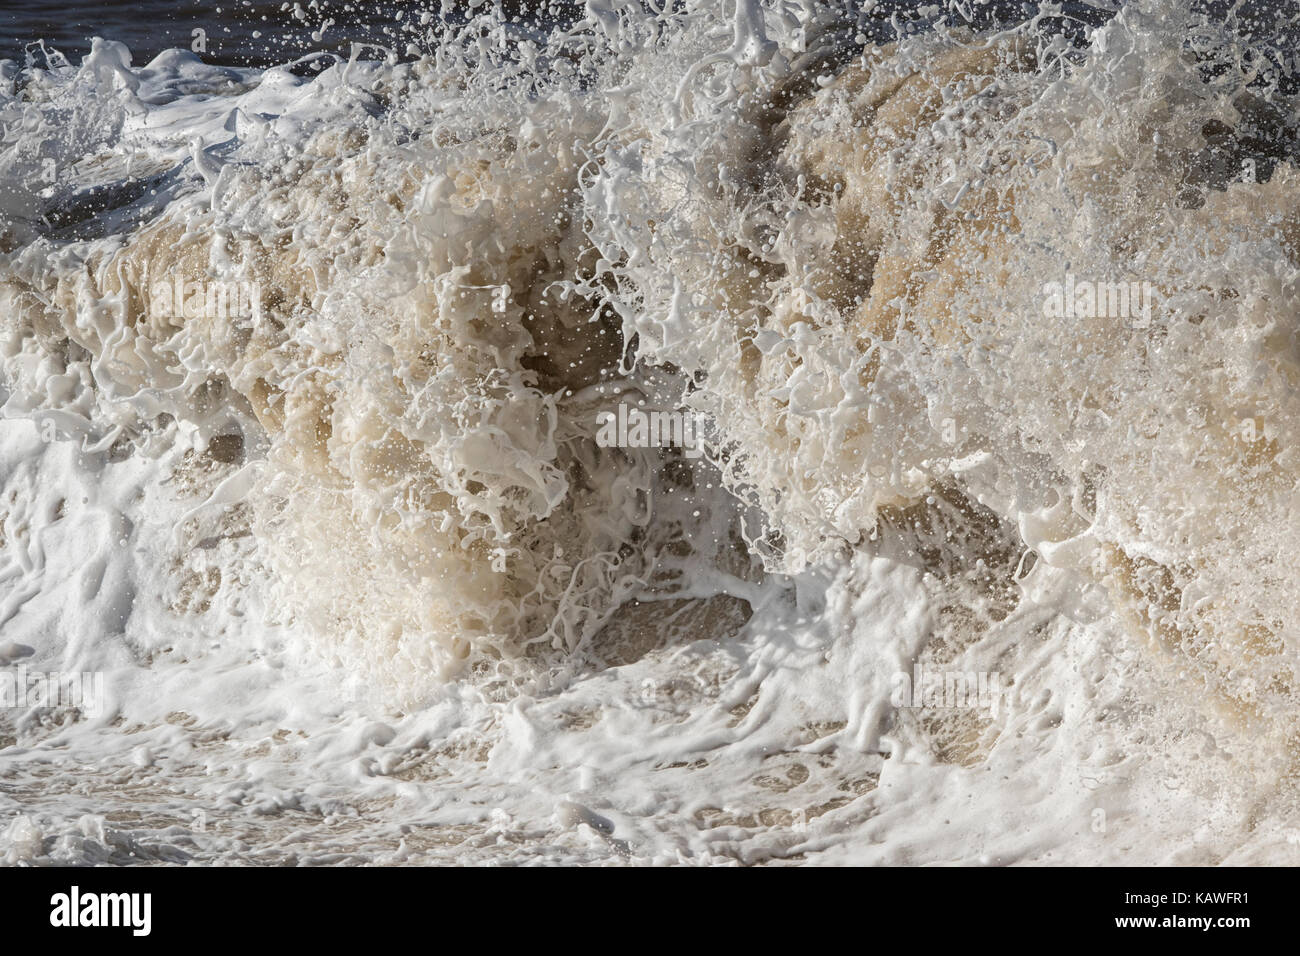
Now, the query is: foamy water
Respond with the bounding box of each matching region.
[2,0,1300,865]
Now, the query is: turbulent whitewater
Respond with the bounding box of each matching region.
[3,0,1300,864]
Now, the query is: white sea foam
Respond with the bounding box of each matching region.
[1,0,1299,864]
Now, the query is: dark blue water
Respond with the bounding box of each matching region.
[0,0,580,68]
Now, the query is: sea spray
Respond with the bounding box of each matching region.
[1,0,1299,864]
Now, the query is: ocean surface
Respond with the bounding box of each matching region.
[1,1,539,67]
[3,0,1300,866]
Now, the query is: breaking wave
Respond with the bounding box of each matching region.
[4,0,1300,864]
